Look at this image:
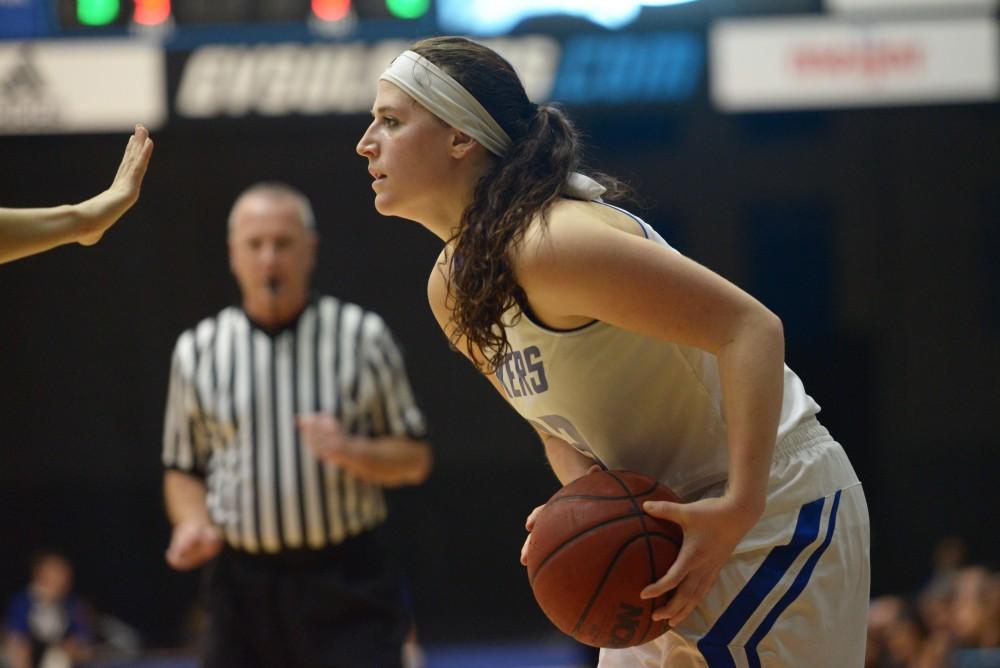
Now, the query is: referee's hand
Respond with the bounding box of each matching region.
[166,520,223,571]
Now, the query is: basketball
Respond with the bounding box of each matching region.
[525,469,683,649]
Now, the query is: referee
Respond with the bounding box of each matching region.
[161,182,432,668]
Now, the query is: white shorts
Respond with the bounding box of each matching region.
[599,418,871,668]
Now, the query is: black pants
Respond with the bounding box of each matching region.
[201,530,409,668]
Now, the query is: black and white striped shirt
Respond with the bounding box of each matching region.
[162,296,427,553]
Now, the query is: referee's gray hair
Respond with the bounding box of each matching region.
[227,182,316,233]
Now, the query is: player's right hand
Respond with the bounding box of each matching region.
[520,504,547,566]
[165,520,223,571]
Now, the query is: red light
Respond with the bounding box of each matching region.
[312,0,351,21]
[134,0,170,25]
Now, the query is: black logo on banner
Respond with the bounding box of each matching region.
[0,44,60,131]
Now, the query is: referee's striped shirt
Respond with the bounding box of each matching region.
[162,296,427,554]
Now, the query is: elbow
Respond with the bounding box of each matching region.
[744,301,783,349]
[762,310,784,350]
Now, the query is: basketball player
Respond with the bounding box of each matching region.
[0,124,153,264]
[356,37,870,667]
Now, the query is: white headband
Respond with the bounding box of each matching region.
[381,50,511,157]
[379,49,607,201]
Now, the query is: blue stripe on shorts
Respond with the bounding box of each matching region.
[697,495,831,667]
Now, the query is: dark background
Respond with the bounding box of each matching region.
[1,82,998,646]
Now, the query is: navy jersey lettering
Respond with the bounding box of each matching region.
[524,345,548,393]
[495,346,548,398]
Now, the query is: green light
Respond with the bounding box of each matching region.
[386,0,429,19]
[77,0,120,25]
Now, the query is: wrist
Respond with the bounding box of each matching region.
[170,508,213,528]
[69,199,102,241]
[722,489,766,527]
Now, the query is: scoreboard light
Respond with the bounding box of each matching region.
[386,0,430,19]
[312,0,352,21]
[133,0,171,25]
[77,0,119,25]
[59,0,429,30]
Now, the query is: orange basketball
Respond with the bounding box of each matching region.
[525,469,683,648]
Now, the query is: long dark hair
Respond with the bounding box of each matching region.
[411,36,629,372]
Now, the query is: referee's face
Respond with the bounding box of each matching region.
[228,194,317,324]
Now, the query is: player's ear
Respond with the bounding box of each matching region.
[448,129,479,159]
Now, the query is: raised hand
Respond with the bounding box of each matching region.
[76,124,154,246]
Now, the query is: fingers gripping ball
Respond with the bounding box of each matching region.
[525,470,683,648]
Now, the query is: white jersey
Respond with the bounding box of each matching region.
[496,204,870,667]
[496,207,821,500]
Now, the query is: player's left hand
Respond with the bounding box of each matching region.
[639,495,762,627]
[298,413,361,467]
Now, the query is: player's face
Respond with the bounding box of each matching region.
[356,81,460,220]
[228,195,316,308]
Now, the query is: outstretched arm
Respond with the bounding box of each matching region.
[0,124,153,264]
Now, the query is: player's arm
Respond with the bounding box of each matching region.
[0,205,88,264]
[0,125,153,264]
[516,205,784,625]
[534,429,595,486]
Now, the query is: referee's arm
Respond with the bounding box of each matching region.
[298,320,431,487]
[161,334,223,569]
[298,415,430,487]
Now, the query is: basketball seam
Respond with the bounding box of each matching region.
[569,531,670,640]
[605,471,659,644]
[545,479,660,505]
[529,512,640,587]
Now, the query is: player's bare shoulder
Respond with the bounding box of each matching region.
[515,198,646,279]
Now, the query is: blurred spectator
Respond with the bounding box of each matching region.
[883,600,929,668]
[867,596,936,668]
[867,595,904,668]
[3,551,92,668]
[950,567,1000,668]
[917,570,958,668]
[866,548,1000,668]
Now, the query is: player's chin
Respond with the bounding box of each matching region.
[372,194,395,217]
